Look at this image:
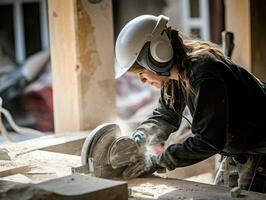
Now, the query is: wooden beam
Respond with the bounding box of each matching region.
[0,161,30,178]
[2,131,89,158]
[0,174,32,184]
[225,0,251,71]
[225,0,266,81]
[0,174,128,200]
[38,174,128,200]
[48,0,117,134]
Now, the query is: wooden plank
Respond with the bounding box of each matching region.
[37,174,128,200]
[0,174,32,183]
[1,131,89,158]
[0,150,81,183]
[0,174,128,200]
[15,150,81,183]
[48,0,116,134]
[0,161,30,178]
[225,0,251,71]
[128,177,266,200]
[1,149,82,183]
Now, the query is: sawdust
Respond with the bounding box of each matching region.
[131,182,176,199]
[0,161,30,177]
[16,151,80,178]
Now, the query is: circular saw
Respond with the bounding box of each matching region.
[78,123,140,178]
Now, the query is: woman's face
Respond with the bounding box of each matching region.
[137,70,169,88]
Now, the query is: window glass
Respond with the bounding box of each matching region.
[0,4,15,65]
[190,28,201,39]
[23,2,42,57]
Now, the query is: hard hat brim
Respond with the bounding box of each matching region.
[115,57,137,79]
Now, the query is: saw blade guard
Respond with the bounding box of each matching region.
[81,123,130,178]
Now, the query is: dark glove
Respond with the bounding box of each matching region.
[122,155,162,179]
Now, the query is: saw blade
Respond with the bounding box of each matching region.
[80,123,125,178]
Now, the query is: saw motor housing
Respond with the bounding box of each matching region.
[81,123,141,178]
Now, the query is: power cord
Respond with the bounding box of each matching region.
[0,97,45,142]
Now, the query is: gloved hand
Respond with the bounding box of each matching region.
[131,131,146,144]
[131,131,147,154]
[122,155,162,179]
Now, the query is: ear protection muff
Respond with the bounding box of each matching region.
[150,15,173,63]
[137,42,173,76]
[137,15,174,76]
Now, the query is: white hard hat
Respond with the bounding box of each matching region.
[115,15,173,79]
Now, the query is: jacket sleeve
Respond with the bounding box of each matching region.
[133,83,186,145]
[157,79,228,170]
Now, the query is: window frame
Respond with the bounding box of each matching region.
[0,0,49,64]
[181,0,210,40]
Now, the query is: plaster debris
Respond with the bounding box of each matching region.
[0,148,11,160]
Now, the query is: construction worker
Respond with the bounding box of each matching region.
[115,15,266,192]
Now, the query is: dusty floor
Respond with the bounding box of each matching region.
[128,177,266,200]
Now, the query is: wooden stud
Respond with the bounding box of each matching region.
[0,161,30,178]
[225,0,266,81]
[2,131,89,157]
[48,0,117,134]
[225,0,251,71]
[0,174,128,200]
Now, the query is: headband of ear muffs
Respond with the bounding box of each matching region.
[137,42,173,76]
[136,16,174,76]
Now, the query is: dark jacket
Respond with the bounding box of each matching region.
[135,54,266,170]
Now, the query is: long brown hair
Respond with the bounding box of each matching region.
[129,30,226,106]
[163,30,225,106]
[172,31,225,90]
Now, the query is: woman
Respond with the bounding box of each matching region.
[115,15,266,192]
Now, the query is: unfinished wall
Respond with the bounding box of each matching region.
[48,0,116,133]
